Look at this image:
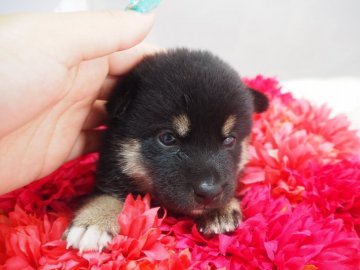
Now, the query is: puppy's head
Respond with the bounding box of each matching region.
[105,49,268,215]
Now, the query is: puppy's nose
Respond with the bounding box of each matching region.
[193,180,223,205]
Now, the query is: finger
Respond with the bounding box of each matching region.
[61,11,154,66]
[82,100,108,130]
[98,75,119,100]
[97,43,163,100]
[108,43,163,76]
[67,130,104,161]
[15,11,155,67]
[97,44,163,100]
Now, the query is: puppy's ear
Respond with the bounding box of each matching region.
[106,81,136,120]
[248,88,269,113]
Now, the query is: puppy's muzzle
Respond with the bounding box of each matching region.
[193,178,225,205]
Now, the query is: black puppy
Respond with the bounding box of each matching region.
[65,48,268,252]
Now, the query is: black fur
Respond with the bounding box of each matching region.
[96,48,268,216]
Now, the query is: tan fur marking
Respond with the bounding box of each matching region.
[118,139,152,192]
[72,194,123,236]
[222,115,236,136]
[237,137,250,173]
[173,114,190,137]
[226,198,242,218]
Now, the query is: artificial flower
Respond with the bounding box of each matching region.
[1,76,359,269]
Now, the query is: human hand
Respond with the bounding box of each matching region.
[0,11,155,194]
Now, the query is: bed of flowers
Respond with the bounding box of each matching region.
[1,76,359,270]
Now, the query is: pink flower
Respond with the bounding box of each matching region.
[243,75,294,105]
[301,157,360,235]
[164,185,360,269]
[239,77,360,202]
[243,186,360,270]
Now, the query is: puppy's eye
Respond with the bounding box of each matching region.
[223,136,236,148]
[158,131,178,146]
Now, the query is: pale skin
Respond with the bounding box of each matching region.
[0,11,157,195]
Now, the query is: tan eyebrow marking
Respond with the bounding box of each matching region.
[173,114,191,137]
[222,115,236,136]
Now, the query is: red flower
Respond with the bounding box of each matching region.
[109,194,174,262]
[0,206,68,268]
[0,154,96,216]
[0,195,192,270]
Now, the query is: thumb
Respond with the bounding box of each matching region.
[9,11,155,67]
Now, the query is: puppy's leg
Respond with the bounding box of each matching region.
[64,194,123,252]
[197,198,242,235]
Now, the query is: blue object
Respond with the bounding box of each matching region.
[126,0,161,13]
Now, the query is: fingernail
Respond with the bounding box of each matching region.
[126,0,161,14]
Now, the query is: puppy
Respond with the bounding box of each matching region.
[65,48,269,252]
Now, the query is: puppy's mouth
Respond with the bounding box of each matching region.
[173,195,230,217]
[153,195,224,217]
[170,205,214,217]
[188,199,228,216]
[189,207,209,216]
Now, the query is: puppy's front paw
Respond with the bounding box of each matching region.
[64,194,123,252]
[197,198,242,235]
[65,224,113,252]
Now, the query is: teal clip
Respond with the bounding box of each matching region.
[126,0,161,13]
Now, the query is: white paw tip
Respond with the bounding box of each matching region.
[66,226,86,249]
[66,225,112,252]
[98,231,112,251]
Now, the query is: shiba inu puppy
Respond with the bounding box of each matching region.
[65,48,269,252]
